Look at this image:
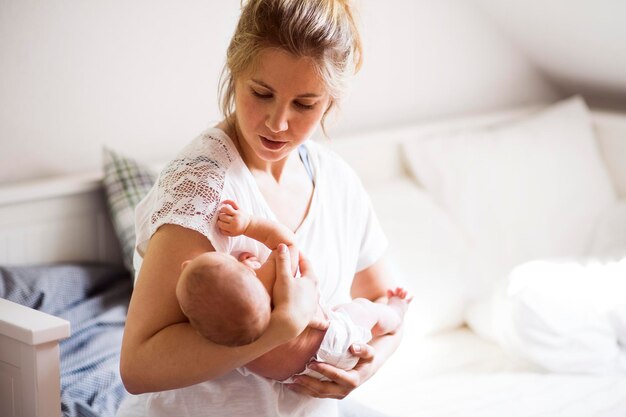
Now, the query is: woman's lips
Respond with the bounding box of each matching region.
[260,135,287,150]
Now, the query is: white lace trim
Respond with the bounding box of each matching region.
[149,132,235,240]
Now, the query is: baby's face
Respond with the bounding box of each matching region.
[237,252,261,270]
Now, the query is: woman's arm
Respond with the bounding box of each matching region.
[286,254,403,399]
[349,254,396,302]
[120,225,319,394]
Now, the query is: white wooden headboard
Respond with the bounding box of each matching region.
[0,173,123,266]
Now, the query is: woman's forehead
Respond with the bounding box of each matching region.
[243,48,328,96]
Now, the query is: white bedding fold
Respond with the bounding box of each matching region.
[351,327,626,417]
[500,257,626,375]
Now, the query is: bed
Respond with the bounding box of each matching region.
[0,177,130,417]
[351,325,626,416]
[1,98,626,417]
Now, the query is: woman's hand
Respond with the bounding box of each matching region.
[285,343,377,399]
[270,244,328,342]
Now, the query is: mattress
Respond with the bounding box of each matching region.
[351,326,626,417]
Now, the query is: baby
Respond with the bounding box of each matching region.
[175,200,411,381]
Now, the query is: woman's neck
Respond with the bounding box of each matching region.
[241,144,292,184]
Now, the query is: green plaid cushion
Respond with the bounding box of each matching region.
[102,147,156,272]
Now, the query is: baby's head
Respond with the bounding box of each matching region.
[176,252,271,346]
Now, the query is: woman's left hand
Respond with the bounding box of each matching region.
[285,343,377,399]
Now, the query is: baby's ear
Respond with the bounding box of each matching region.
[181,260,191,271]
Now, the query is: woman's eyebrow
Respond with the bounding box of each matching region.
[250,78,323,98]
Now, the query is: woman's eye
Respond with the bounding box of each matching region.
[251,89,272,99]
[294,101,315,111]
[251,88,315,111]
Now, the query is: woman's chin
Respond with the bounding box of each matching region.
[253,140,294,161]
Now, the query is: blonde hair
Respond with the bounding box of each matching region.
[219,0,363,133]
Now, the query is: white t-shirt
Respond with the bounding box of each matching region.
[117,128,388,417]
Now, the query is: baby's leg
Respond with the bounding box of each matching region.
[334,299,380,331]
[336,289,410,337]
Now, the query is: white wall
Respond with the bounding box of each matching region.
[469,0,626,110]
[334,0,559,135]
[0,0,558,184]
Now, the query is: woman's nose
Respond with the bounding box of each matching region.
[266,104,289,133]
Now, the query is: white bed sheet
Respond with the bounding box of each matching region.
[351,321,626,417]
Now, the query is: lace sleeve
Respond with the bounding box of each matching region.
[148,134,235,251]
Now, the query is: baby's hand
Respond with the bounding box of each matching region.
[217,200,251,237]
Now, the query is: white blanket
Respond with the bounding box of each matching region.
[351,326,626,417]
[499,257,626,375]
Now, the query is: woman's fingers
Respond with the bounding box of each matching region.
[289,343,378,399]
[298,251,320,289]
[312,364,359,389]
[349,342,375,359]
[285,382,321,397]
[275,243,291,279]
[272,244,294,306]
[270,244,312,339]
[297,251,312,276]
[288,374,352,399]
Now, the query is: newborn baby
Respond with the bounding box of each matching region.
[176,200,411,381]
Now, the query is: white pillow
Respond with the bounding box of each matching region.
[589,200,626,259]
[401,96,617,340]
[367,178,470,335]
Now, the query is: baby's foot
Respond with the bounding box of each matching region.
[386,287,412,318]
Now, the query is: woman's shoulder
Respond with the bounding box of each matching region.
[305,140,362,186]
[173,128,238,169]
[137,128,241,254]
[157,128,239,184]
[306,140,348,168]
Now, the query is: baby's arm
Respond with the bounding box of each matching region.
[337,287,411,337]
[218,200,295,250]
[218,199,298,288]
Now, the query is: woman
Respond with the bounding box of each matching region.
[118,1,402,416]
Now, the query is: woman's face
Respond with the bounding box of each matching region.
[234,48,331,163]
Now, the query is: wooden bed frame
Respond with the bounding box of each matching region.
[0,174,122,417]
[1,107,625,417]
